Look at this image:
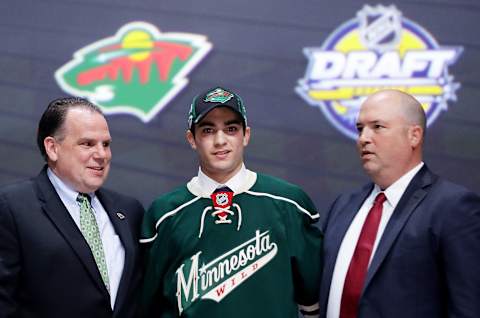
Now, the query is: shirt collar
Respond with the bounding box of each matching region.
[47,168,96,203]
[374,162,424,207]
[197,163,247,194]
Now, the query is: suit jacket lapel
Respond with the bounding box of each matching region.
[363,166,435,292]
[320,184,373,313]
[34,168,109,296]
[96,190,136,314]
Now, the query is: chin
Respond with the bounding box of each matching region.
[211,161,233,170]
[362,163,379,177]
[86,180,106,192]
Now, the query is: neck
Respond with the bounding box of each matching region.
[372,159,422,190]
[201,164,243,184]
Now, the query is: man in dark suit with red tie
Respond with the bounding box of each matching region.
[0,97,144,318]
[319,89,480,318]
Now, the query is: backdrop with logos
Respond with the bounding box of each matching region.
[1,0,479,214]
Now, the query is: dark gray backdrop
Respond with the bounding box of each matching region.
[1,0,479,215]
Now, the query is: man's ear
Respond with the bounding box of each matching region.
[409,125,423,148]
[44,136,58,162]
[186,130,196,150]
[243,126,251,147]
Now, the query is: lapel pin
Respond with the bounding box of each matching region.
[116,212,126,220]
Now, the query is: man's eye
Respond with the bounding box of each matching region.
[80,141,92,147]
[225,126,238,133]
[356,126,363,133]
[374,124,384,129]
[202,128,214,134]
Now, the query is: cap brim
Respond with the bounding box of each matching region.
[193,104,243,125]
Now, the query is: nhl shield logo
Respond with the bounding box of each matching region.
[55,21,212,122]
[358,5,402,51]
[215,193,230,206]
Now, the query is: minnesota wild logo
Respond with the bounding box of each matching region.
[55,21,212,122]
[204,88,234,103]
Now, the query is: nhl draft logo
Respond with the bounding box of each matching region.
[55,21,212,122]
[296,5,463,139]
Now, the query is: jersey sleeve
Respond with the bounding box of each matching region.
[286,187,323,318]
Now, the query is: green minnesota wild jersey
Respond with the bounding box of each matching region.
[140,170,323,317]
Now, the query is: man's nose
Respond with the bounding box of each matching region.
[214,130,227,145]
[93,144,108,158]
[357,127,371,145]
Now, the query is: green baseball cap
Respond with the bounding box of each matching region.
[188,87,247,130]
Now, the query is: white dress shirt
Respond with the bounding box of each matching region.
[197,163,248,194]
[326,162,424,318]
[47,168,125,309]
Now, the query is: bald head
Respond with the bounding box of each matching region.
[364,89,426,135]
[356,89,425,189]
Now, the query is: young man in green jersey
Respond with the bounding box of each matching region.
[140,87,323,317]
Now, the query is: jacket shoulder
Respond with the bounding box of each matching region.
[0,178,37,202]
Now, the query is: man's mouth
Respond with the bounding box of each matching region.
[88,166,105,174]
[361,150,374,158]
[214,150,230,158]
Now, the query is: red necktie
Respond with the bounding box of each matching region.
[340,192,387,318]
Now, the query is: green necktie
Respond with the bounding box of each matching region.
[77,193,110,292]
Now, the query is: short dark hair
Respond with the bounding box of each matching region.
[37,97,103,161]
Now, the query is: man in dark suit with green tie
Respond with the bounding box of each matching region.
[0,97,144,318]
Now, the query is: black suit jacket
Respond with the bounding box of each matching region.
[320,165,480,318]
[0,167,145,318]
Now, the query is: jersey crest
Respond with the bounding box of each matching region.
[175,230,278,314]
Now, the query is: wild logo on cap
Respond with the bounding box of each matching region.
[204,88,234,104]
[55,21,212,123]
[296,5,462,140]
[188,86,247,130]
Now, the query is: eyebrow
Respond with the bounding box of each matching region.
[225,119,242,126]
[78,137,112,143]
[197,119,242,127]
[357,119,383,125]
[197,121,213,127]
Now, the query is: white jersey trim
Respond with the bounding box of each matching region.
[187,170,257,197]
[298,302,320,312]
[299,302,320,318]
[141,171,319,243]
[139,196,202,243]
[245,190,320,220]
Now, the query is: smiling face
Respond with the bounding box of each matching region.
[44,107,112,193]
[186,107,250,184]
[356,90,424,189]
